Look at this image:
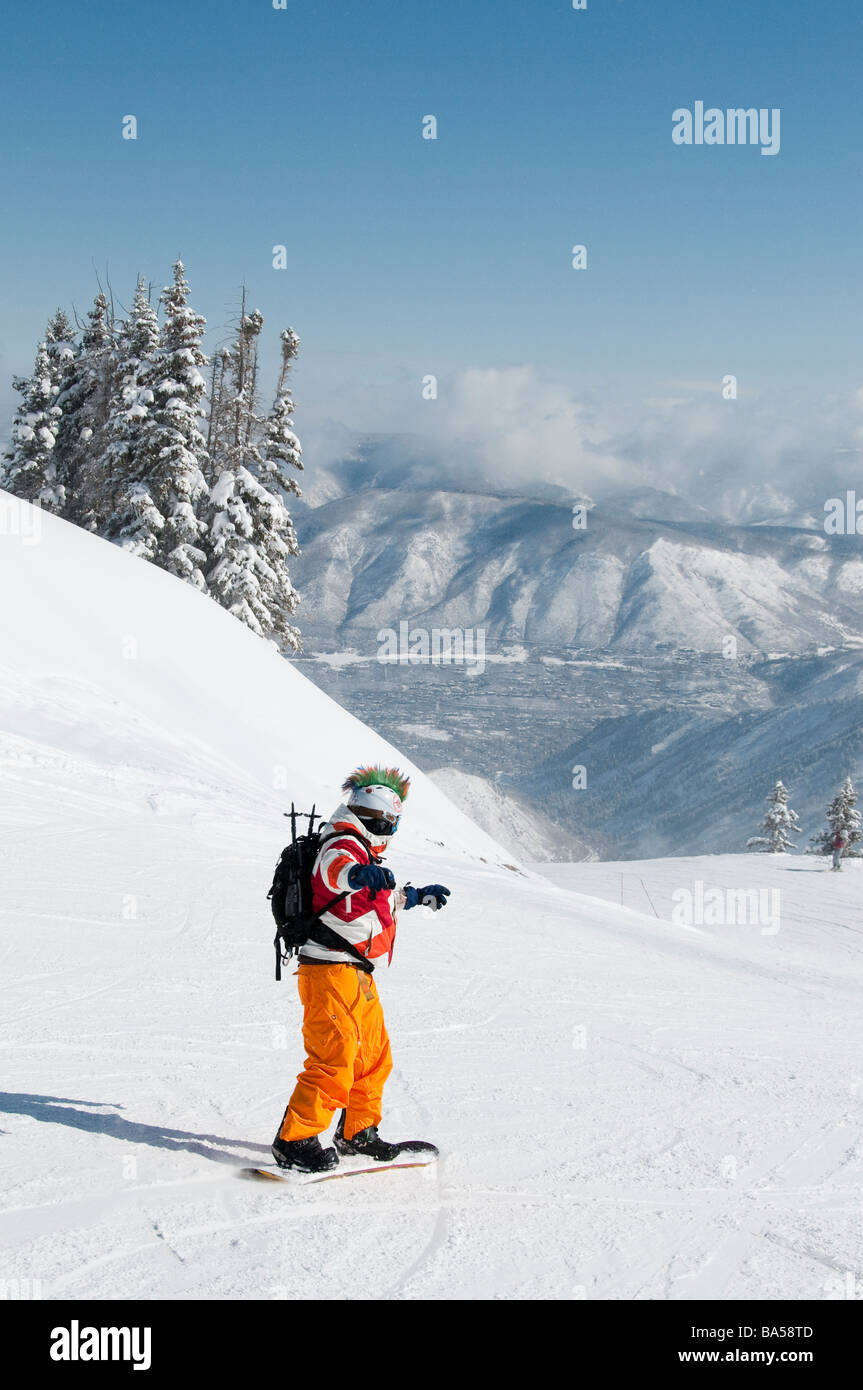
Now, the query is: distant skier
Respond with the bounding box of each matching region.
[831,827,848,871]
[272,766,451,1173]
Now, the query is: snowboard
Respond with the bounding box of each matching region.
[238,1152,437,1185]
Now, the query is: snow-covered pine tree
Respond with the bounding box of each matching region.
[262,327,304,491]
[4,268,302,648]
[101,277,162,554]
[256,325,303,648]
[0,339,65,510]
[240,308,264,444]
[40,309,78,511]
[810,776,863,857]
[205,345,233,485]
[226,291,264,455]
[205,464,300,647]
[55,291,117,529]
[45,309,75,353]
[204,289,264,481]
[134,260,210,589]
[746,780,801,853]
[204,313,301,651]
[204,293,262,487]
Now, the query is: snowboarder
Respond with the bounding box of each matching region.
[272,766,451,1172]
[831,827,848,871]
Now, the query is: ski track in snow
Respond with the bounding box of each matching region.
[4,813,863,1299]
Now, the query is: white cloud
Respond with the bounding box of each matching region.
[302,364,863,523]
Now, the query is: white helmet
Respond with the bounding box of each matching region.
[347,782,403,825]
[342,766,409,842]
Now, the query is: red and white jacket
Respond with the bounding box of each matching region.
[302,803,400,967]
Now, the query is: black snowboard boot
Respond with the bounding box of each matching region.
[334,1111,438,1162]
[272,1133,338,1172]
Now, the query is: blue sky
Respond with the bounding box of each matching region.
[2,0,862,507]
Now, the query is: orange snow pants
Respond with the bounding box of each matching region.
[277,962,393,1143]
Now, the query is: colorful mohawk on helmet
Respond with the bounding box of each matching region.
[342,765,410,801]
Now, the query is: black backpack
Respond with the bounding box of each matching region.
[268,804,376,980]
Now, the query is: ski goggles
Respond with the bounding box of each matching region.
[358,812,400,837]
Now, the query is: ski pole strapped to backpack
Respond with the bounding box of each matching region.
[267,804,376,980]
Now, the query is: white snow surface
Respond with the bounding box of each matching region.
[1,492,862,1301]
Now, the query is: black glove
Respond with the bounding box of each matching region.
[403,883,451,911]
[348,863,396,896]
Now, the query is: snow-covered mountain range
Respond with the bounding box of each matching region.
[289,477,863,859]
[294,485,863,654]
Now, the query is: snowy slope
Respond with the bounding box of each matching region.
[2,492,862,1301]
